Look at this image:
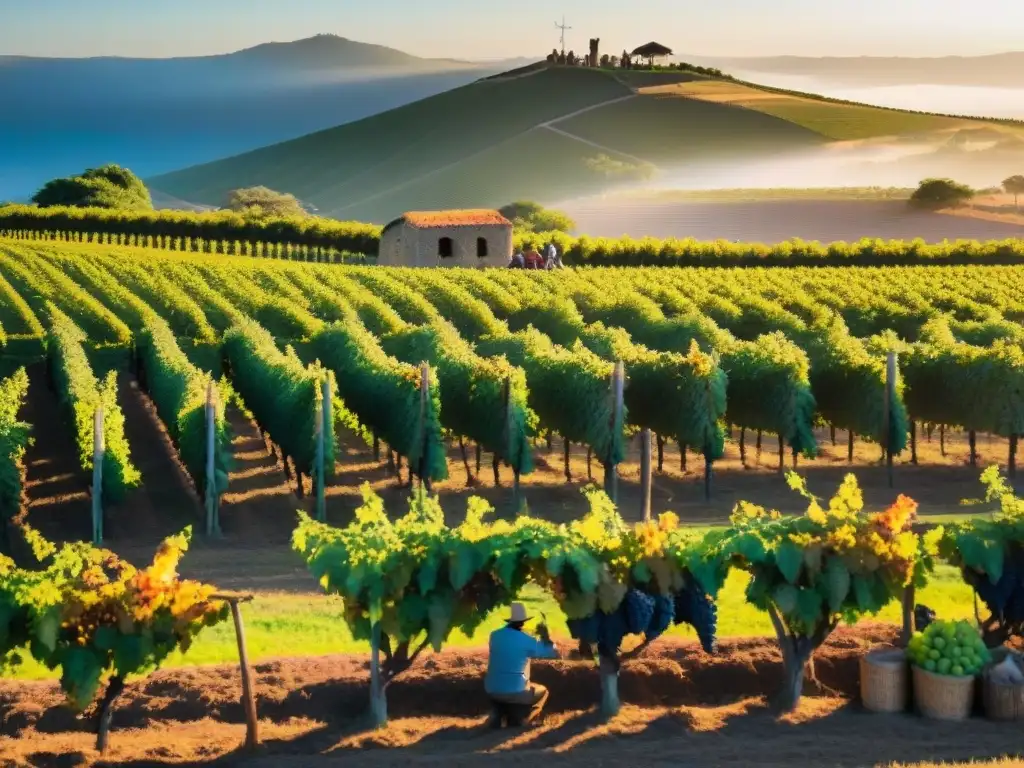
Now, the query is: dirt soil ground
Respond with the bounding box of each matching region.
[7,364,1023,766]
[557,197,1024,242]
[3,626,1022,768]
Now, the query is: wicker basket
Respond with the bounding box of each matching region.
[913,665,975,721]
[860,648,908,713]
[983,651,1024,721]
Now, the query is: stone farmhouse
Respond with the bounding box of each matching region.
[377,209,513,267]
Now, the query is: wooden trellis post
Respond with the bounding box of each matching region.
[504,378,520,503]
[604,362,624,504]
[205,381,221,537]
[92,405,104,545]
[418,363,431,490]
[315,377,331,522]
[213,593,259,749]
[640,428,652,521]
[884,352,896,489]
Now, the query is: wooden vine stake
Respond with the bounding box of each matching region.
[205,381,221,537]
[884,352,896,489]
[504,378,520,504]
[92,405,104,545]
[213,593,259,749]
[314,377,331,522]
[604,362,624,503]
[418,363,431,491]
[640,428,652,521]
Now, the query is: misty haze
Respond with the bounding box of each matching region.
[731,70,1024,119]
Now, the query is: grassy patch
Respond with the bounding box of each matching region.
[656,81,969,141]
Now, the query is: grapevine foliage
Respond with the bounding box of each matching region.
[724,473,937,636]
[47,305,140,501]
[0,368,30,529]
[940,466,1024,643]
[0,526,227,711]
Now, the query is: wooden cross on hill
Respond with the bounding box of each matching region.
[554,16,572,56]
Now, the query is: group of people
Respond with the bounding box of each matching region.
[509,242,564,269]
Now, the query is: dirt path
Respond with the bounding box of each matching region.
[2,625,1020,767]
[106,374,200,552]
[18,362,92,545]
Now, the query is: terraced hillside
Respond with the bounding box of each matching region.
[150,66,1024,223]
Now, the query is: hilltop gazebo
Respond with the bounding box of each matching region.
[631,41,674,67]
[377,209,513,268]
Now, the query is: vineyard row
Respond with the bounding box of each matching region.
[7,205,1024,266]
[1,241,1023,529]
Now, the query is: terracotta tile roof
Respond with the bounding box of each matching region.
[400,209,512,229]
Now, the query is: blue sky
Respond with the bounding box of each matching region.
[1,0,1017,59]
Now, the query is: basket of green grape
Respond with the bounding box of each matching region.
[908,619,991,721]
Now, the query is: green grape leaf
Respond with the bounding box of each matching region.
[35,608,60,653]
[797,587,823,628]
[825,556,851,612]
[94,625,118,652]
[774,540,803,584]
[772,584,798,617]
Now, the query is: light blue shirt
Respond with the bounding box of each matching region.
[485,626,557,695]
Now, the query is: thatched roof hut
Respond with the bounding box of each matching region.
[630,41,673,66]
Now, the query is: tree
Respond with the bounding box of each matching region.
[1003,175,1024,208]
[547,49,558,63]
[225,186,307,218]
[600,53,611,67]
[499,201,576,233]
[909,177,974,209]
[32,164,152,211]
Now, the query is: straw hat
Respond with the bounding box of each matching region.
[506,602,531,623]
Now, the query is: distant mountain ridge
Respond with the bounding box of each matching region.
[0,35,539,200]
[0,34,531,72]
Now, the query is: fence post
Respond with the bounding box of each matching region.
[885,352,896,489]
[604,361,624,504]
[205,381,220,537]
[92,406,104,545]
[418,363,430,490]
[314,379,328,522]
[504,378,520,504]
[640,428,652,521]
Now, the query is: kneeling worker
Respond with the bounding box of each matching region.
[485,602,559,727]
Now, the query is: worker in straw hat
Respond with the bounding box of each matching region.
[484,602,559,728]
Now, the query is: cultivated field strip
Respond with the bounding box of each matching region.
[1,241,1024,504]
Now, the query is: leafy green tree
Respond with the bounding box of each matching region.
[1003,175,1024,208]
[32,165,152,211]
[225,186,307,218]
[909,178,974,209]
[498,201,576,233]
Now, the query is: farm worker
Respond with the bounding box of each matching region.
[509,251,525,268]
[545,243,563,269]
[524,248,544,270]
[484,602,558,728]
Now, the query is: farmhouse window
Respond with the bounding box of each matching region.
[438,237,454,258]
[476,237,488,257]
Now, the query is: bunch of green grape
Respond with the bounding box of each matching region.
[907,619,992,677]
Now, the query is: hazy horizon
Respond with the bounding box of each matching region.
[2,0,1020,60]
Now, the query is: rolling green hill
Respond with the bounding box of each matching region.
[149,65,1021,223]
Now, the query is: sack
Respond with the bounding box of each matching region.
[988,656,1024,686]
